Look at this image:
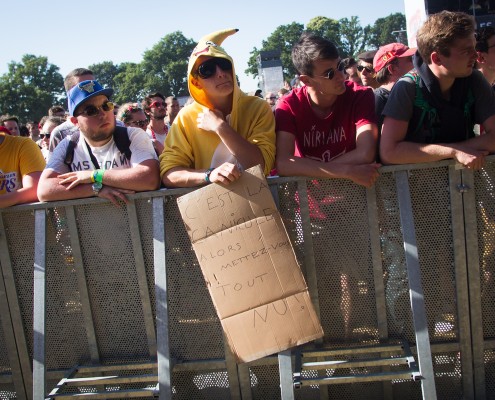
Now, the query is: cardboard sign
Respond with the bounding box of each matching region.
[177,165,323,363]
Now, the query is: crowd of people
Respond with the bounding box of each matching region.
[1,10,495,208]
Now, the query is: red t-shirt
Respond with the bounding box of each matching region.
[275,81,376,161]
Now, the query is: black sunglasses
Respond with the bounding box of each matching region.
[196,58,232,79]
[40,133,50,139]
[130,119,148,128]
[357,64,374,73]
[315,60,346,80]
[76,101,114,117]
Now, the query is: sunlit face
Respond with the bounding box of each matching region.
[72,95,115,144]
[40,121,57,144]
[306,58,346,96]
[438,36,477,78]
[148,96,166,119]
[3,120,19,136]
[358,61,377,87]
[126,110,148,130]
[192,56,234,98]
[166,99,180,119]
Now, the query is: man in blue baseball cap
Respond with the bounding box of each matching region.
[38,80,159,205]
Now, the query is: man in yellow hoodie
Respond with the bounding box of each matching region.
[160,28,276,188]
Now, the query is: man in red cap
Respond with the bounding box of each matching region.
[373,43,415,131]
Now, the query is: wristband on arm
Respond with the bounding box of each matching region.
[204,168,214,183]
[93,169,105,184]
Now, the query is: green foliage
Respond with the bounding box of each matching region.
[112,63,147,105]
[88,61,121,90]
[306,16,341,48]
[141,31,195,97]
[366,13,407,50]
[245,22,304,81]
[245,13,406,82]
[0,54,63,123]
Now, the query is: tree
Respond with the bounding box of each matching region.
[112,62,147,104]
[0,54,64,123]
[339,16,367,58]
[245,22,304,82]
[306,16,341,49]
[88,61,121,89]
[141,31,195,97]
[366,13,407,50]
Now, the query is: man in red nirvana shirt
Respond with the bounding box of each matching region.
[275,33,380,187]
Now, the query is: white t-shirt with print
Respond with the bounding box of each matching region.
[47,127,157,174]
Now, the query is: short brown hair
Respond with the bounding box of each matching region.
[417,11,475,64]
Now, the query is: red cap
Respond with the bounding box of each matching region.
[373,43,416,72]
[0,126,11,135]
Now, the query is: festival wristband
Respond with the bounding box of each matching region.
[204,168,214,183]
[90,171,96,183]
[93,169,104,184]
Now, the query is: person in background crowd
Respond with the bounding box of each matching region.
[275,32,380,187]
[38,80,159,205]
[1,115,20,136]
[160,28,275,188]
[342,57,361,84]
[357,51,380,89]
[380,11,495,169]
[164,96,180,129]
[0,128,45,207]
[116,103,148,130]
[476,25,495,88]
[19,126,30,137]
[142,92,168,155]
[373,43,415,131]
[48,105,67,118]
[265,91,277,111]
[26,121,40,142]
[37,116,65,160]
[49,68,96,156]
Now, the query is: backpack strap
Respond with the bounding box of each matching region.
[64,131,80,172]
[63,127,132,171]
[404,71,438,141]
[113,126,132,161]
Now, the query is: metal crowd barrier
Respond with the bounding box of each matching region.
[1,158,495,399]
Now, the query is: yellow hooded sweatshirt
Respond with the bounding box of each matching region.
[159,28,276,177]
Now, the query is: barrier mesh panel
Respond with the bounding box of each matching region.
[474,165,495,339]
[134,198,156,331]
[484,348,495,399]
[305,179,378,344]
[44,207,91,369]
[408,167,459,344]
[2,210,35,362]
[164,195,225,361]
[0,311,11,375]
[171,370,230,399]
[75,202,151,363]
[0,387,16,400]
[375,171,414,341]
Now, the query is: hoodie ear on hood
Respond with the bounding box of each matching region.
[188,28,239,109]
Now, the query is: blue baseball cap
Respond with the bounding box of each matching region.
[67,80,114,116]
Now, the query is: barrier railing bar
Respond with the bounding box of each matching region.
[278,349,295,400]
[448,166,475,400]
[33,209,47,399]
[366,184,393,400]
[152,197,172,400]
[395,170,437,399]
[461,168,486,400]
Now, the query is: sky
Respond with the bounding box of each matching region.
[1,0,406,94]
